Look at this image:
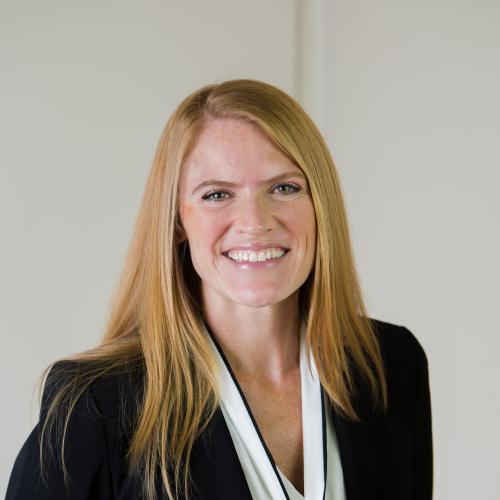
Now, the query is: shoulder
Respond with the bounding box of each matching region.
[43,359,146,455]
[6,360,145,499]
[43,359,144,414]
[369,317,428,368]
[368,317,430,416]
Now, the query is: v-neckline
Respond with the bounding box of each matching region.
[203,319,327,500]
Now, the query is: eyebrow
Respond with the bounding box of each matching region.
[191,171,308,195]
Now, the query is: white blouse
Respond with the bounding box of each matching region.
[204,319,346,500]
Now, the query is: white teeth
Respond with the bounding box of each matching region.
[226,248,286,262]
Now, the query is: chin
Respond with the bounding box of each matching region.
[231,289,291,308]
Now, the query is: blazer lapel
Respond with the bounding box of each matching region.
[330,405,378,500]
[330,397,398,500]
[189,407,253,500]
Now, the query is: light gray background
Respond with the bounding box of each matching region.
[1,1,499,499]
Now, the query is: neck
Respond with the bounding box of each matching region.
[202,295,302,385]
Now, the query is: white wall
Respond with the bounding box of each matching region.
[0,0,297,494]
[300,1,500,499]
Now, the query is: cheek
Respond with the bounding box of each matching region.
[181,208,227,252]
[283,203,316,239]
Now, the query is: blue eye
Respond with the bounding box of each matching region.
[202,182,302,203]
[273,182,301,196]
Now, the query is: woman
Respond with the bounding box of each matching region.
[6,79,433,500]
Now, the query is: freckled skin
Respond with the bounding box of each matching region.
[178,118,317,310]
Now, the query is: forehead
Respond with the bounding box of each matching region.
[181,119,301,183]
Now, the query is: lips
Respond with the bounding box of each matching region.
[223,243,289,253]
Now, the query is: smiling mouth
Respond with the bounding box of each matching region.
[222,248,290,263]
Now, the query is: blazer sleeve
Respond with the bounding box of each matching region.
[6,364,114,500]
[405,326,434,500]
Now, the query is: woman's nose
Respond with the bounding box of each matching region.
[234,197,274,234]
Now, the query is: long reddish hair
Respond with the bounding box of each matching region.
[39,79,387,500]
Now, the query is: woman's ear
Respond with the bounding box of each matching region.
[175,216,187,244]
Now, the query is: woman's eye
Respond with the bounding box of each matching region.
[201,182,302,203]
[272,182,302,196]
[201,190,230,202]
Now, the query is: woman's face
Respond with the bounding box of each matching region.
[178,118,316,309]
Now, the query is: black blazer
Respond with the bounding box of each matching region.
[6,318,433,499]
